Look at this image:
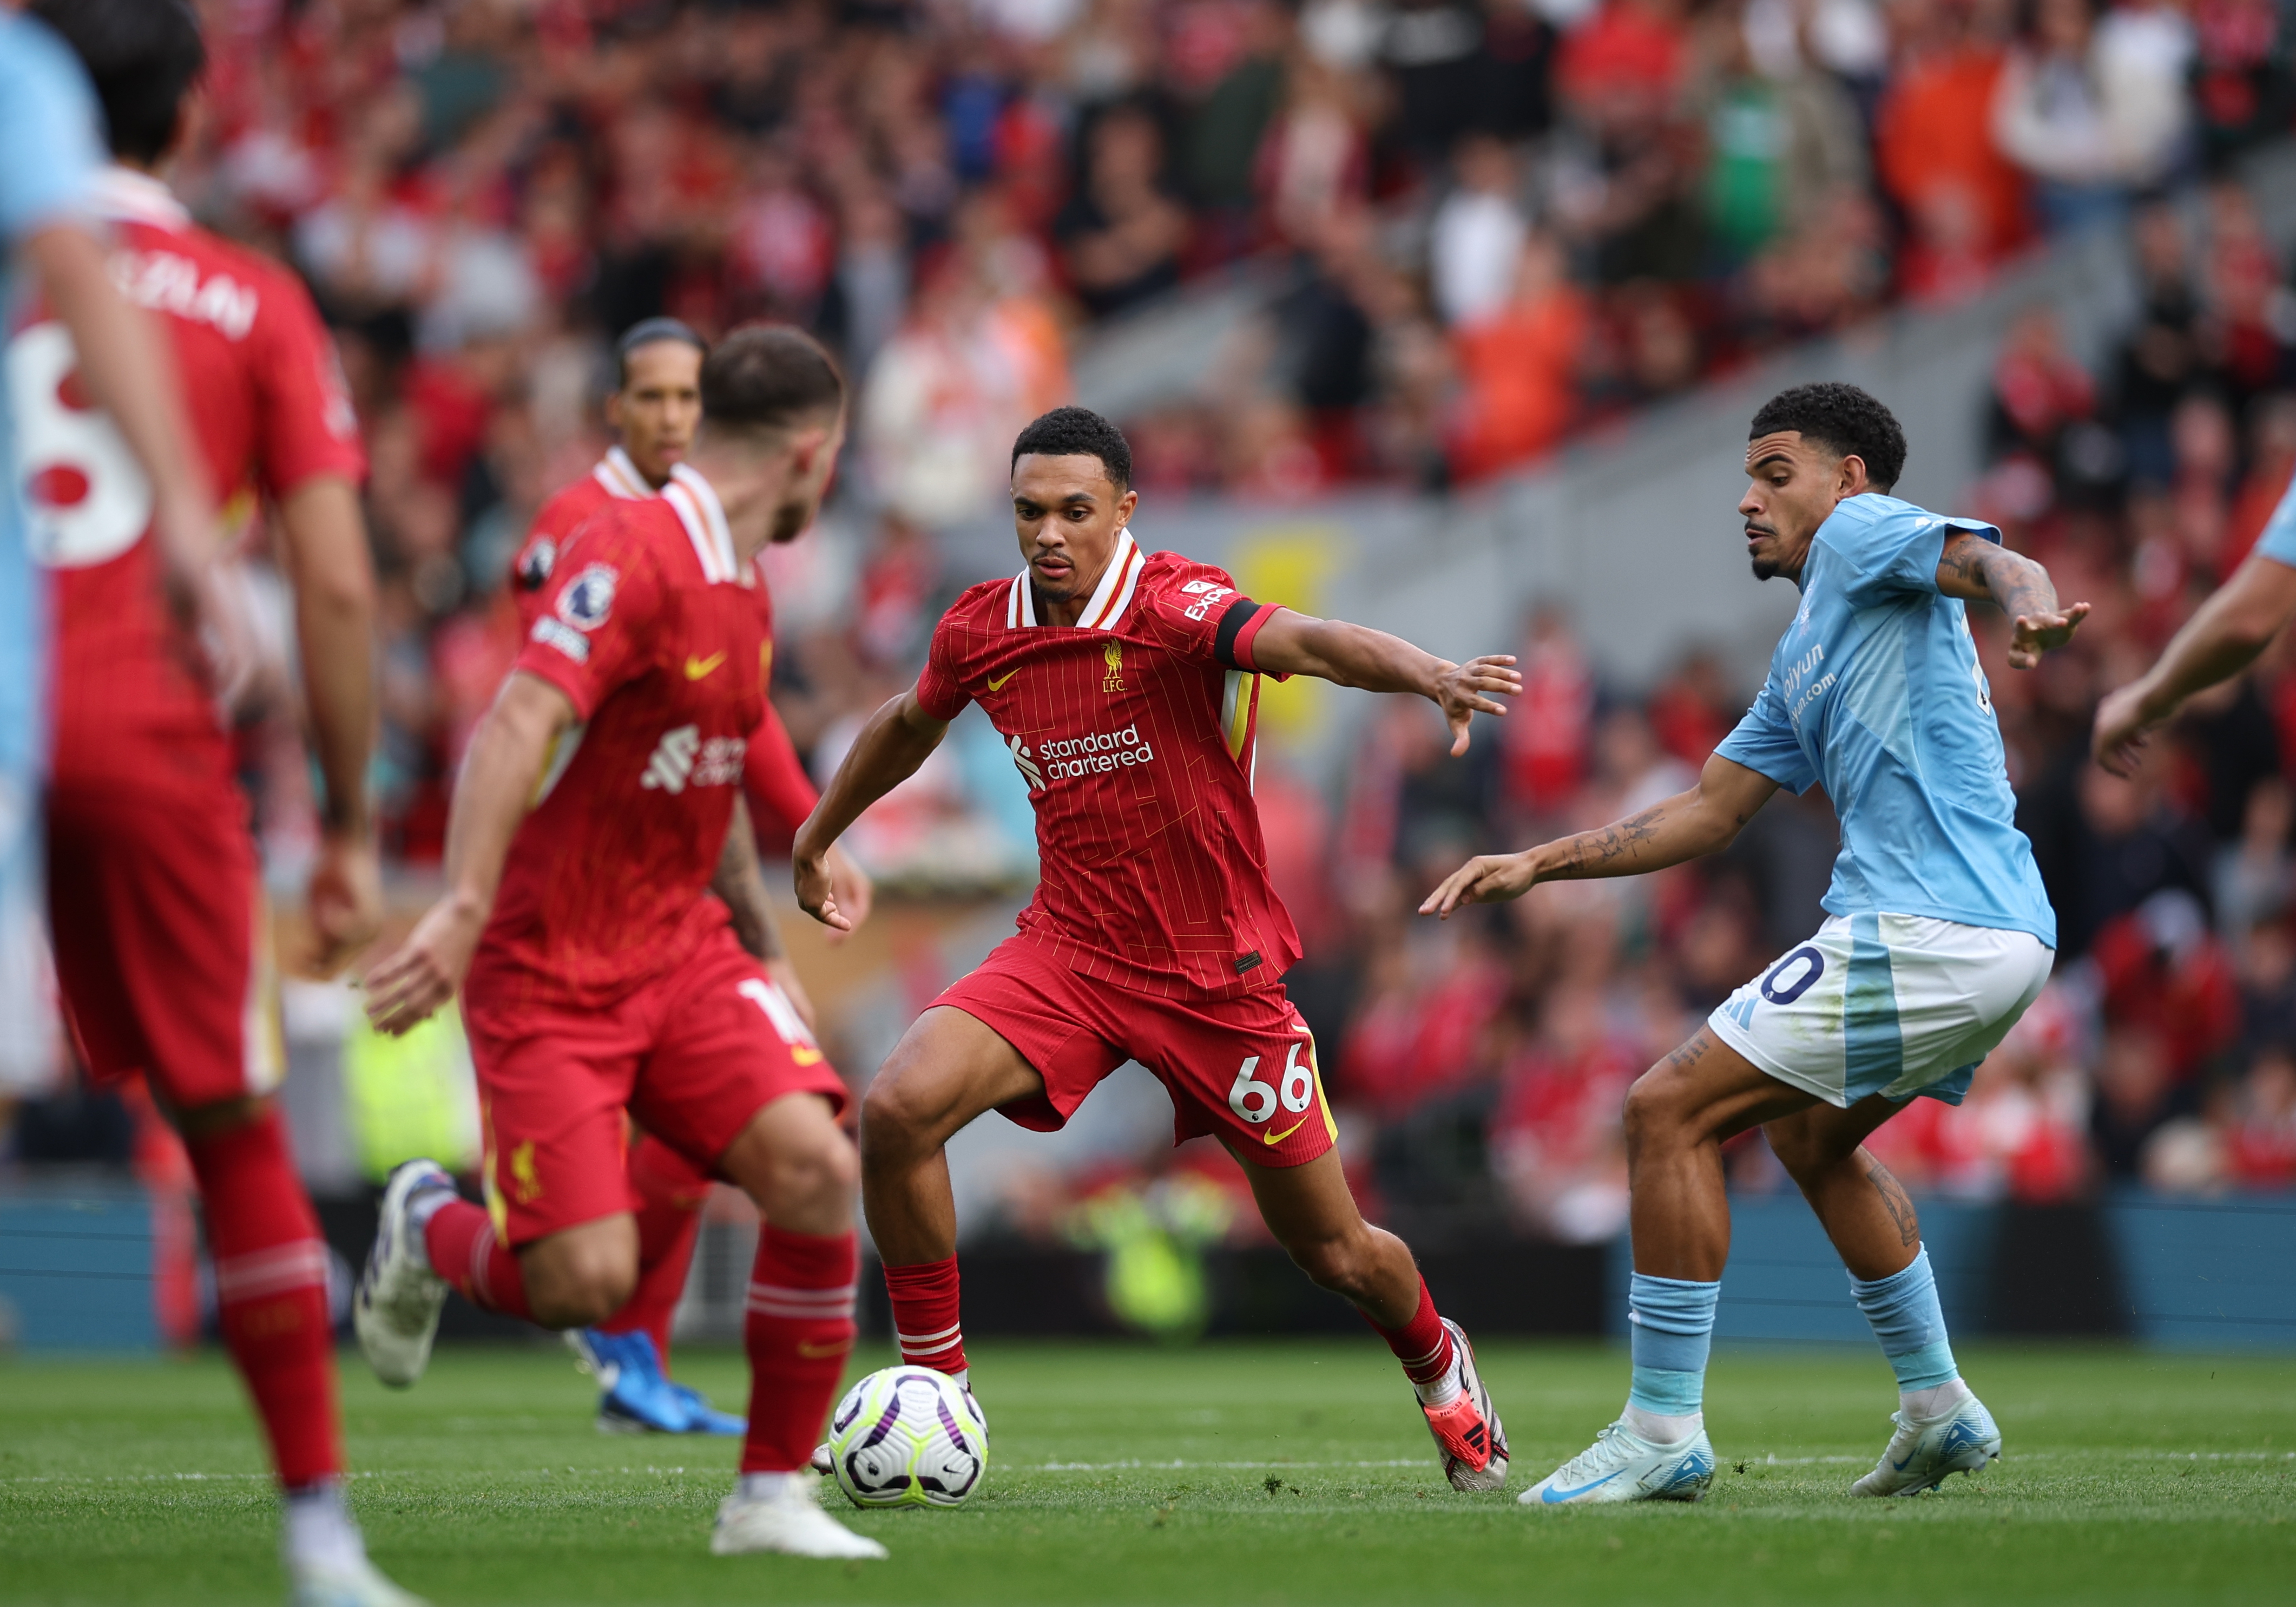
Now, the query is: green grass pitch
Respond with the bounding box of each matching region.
[2,1341,2291,1605]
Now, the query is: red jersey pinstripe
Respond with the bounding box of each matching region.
[473,467,769,1012]
[915,530,1301,1002]
[22,169,365,798]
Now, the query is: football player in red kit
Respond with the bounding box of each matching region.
[509,317,872,1437]
[27,4,410,1602]
[356,326,886,1560]
[794,406,1525,1493]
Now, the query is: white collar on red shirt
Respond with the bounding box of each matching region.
[1009,526,1143,629]
[90,165,190,228]
[661,463,750,586]
[591,446,654,501]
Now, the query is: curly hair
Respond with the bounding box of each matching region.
[1748,382,1907,493]
[1011,406,1133,492]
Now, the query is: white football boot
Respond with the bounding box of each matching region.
[1418,1320,1510,1492]
[354,1160,456,1388]
[1851,1393,2002,1496]
[1521,1419,1715,1506]
[287,1554,429,1607]
[710,1477,888,1559]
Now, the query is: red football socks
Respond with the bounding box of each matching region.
[740,1225,858,1473]
[595,1136,709,1366]
[1367,1275,1455,1388]
[883,1255,967,1376]
[182,1107,343,1491]
[422,1196,534,1323]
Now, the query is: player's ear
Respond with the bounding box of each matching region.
[1838,452,1869,499]
[1116,486,1139,526]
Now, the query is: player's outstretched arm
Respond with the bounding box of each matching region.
[364,672,575,1034]
[791,688,950,930]
[1248,612,1521,756]
[713,796,818,1032]
[1933,532,2092,669]
[276,475,381,975]
[2094,552,2296,776]
[1420,752,1780,917]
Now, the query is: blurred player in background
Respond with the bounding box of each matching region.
[22,2,407,1602]
[1425,383,2087,1507]
[794,405,1523,1495]
[356,326,886,1560]
[2094,471,2296,772]
[510,316,873,1438]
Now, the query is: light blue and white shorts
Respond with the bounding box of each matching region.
[1708,913,2054,1108]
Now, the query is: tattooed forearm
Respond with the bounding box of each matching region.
[1865,1157,1920,1249]
[1561,806,1665,870]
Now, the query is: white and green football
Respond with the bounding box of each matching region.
[824,1365,988,1509]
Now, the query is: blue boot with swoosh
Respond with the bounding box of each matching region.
[1520,1420,1715,1506]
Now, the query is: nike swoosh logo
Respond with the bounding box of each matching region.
[797,1340,848,1359]
[986,670,1019,691]
[1890,1450,1917,1471]
[1264,1115,1311,1145]
[1540,1469,1624,1503]
[685,652,726,680]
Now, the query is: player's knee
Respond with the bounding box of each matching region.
[1621,1073,1672,1152]
[859,1072,933,1163]
[1763,1117,1831,1182]
[756,1127,860,1228]
[522,1242,637,1329]
[1287,1231,1376,1301]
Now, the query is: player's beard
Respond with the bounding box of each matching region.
[1747,522,1784,581]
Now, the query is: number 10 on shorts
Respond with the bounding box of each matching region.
[1228,1040,1315,1125]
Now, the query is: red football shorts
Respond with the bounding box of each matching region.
[462,926,847,1245]
[46,780,277,1108]
[935,937,1337,1167]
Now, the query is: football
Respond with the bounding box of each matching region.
[824,1365,989,1509]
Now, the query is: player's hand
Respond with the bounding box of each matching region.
[766,956,819,1035]
[1430,654,1521,756]
[152,490,259,710]
[1418,851,1541,918]
[363,895,485,1035]
[823,843,874,944]
[2092,679,2166,778]
[2006,599,2090,669]
[794,848,853,933]
[304,827,383,977]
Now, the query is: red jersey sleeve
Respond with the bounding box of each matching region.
[915,609,973,721]
[249,263,365,496]
[512,519,666,719]
[742,700,819,847]
[1141,562,1287,676]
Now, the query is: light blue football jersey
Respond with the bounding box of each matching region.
[1716,493,2057,948]
[2251,472,2296,568]
[0,12,104,792]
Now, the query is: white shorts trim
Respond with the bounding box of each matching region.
[1707,913,2053,1108]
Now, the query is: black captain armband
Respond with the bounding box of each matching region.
[1212,598,1264,669]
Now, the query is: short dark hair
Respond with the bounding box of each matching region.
[613,317,707,389]
[31,0,206,168]
[699,324,845,435]
[1748,382,1907,493]
[1011,405,1131,491]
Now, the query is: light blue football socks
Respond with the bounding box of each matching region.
[1624,1273,1720,1440]
[1850,1247,1961,1394]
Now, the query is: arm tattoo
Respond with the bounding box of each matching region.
[1864,1157,1920,1249]
[1563,806,1665,870]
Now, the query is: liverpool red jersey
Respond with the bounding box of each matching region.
[506,447,650,616]
[473,466,773,1010]
[511,452,820,839]
[915,530,1301,1001]
[22,168,364,796]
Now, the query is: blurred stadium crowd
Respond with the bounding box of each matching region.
[10,0,2296,1239]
